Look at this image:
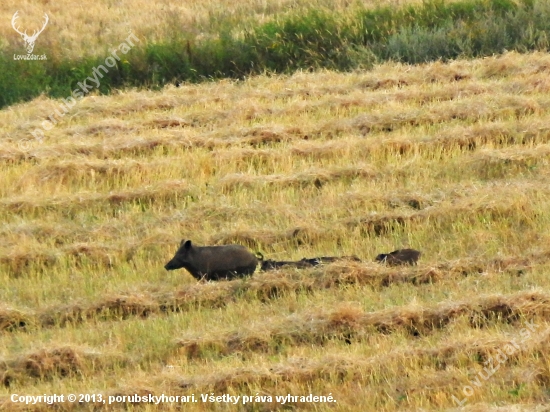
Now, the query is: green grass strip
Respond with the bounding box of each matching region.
[1,0,549,109]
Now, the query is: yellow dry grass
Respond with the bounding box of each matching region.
[2,51,550,410]
[0,0,436,57]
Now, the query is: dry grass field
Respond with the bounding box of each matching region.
[1,0,433,57]
[2,50,550,411]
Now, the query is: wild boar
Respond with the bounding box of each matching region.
[164,240,258,281]
[260,259,314,271]
[375,249,421,266]
[260,255,362,271]
[299,256,361,266]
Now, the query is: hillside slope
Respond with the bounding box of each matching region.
[2,52,550,410]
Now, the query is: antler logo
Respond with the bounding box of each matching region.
[11,11,49,54]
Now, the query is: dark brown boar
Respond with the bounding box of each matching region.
[164,240,258,280]
[299,256,361,266]
[260,255,362,271]
[260,259,314,271]
[375,249,421,266]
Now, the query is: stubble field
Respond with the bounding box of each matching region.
[2,51,550,410]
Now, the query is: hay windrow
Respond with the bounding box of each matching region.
[0,250,545,332]
[0,180,193,213]
[176,291,550,358]
[0,346,123,388]
[175,329,550,392]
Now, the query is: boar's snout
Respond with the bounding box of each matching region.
[164,259,180,271]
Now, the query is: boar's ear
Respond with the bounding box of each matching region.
[184,240,192,249]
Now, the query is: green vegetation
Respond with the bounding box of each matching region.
[2,0,550,109]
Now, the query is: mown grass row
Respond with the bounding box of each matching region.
[2,291,550,393]
[1,250,546,334]
[175,331,550,392]
[0,174,547,285]
[0,191,545,276]
[2,0,550,109]
[5,95,550,165]
[0,346,115,389]
[169,362,550,410]
[4,365,546,411]
[3,137,550,215]
[177,290,550,359]
[0,171,545,245]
